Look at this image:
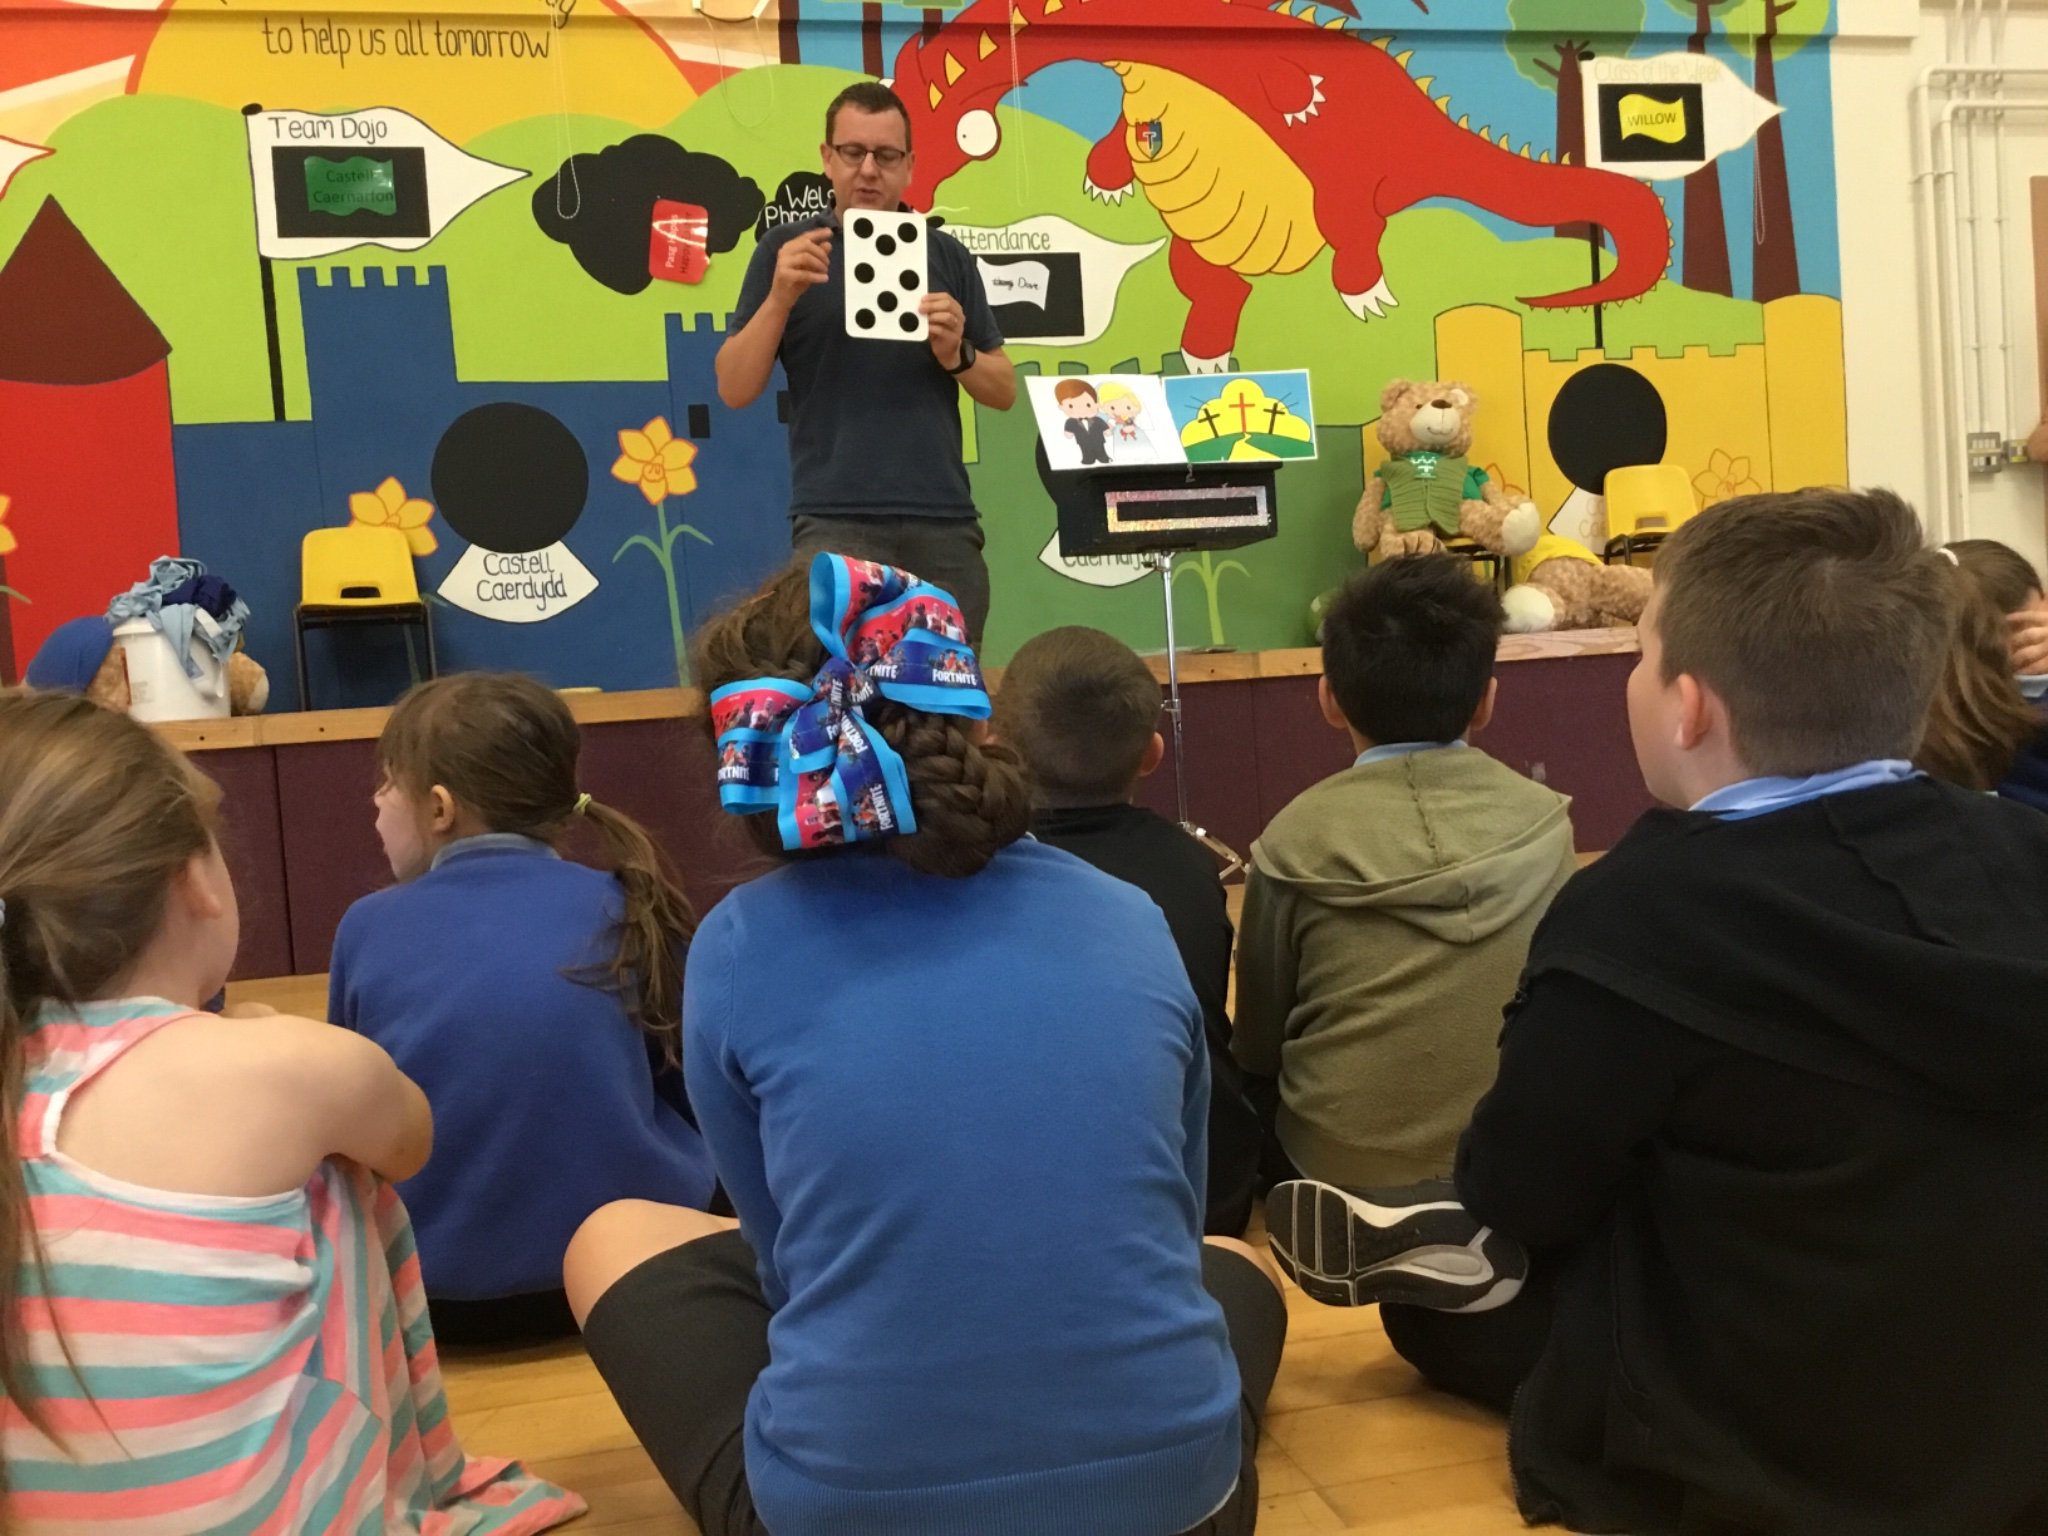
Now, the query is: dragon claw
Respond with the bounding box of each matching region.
[1083,177,1133,204]
[1340,277,1399,320]
[1181,348,1232,374]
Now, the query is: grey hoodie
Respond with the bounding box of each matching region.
[1233,745,1575,1186]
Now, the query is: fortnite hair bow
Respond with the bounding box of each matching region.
[709,554,991,851]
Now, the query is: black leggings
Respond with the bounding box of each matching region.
[1380,1257,1557,1414]
[581,1233,1288,1536]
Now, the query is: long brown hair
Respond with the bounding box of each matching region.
[377,674,694,1063]
[0,690,222,1494]
[1917,561,2041,790]
[1947,538,2044,617]
[695,563,1032,878]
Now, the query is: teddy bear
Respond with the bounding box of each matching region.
[1353,381,1541,564]
[1499,531,1654,634]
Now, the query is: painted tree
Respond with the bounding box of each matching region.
[1506,0,1646,241]
[1665,0,1743,295]
[1726,0,1829,300]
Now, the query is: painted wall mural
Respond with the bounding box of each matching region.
[0,0,1846,702]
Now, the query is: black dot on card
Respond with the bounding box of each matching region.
[852,217,873,239]
[900,270,918,291]
[856,308,876,330]
[854,262,875,283]
[877,235,897,257]
[878,291,898,313]
[900,313,921,334]
[899,221,920,244]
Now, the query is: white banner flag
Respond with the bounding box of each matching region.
[1582,54,1784,181]
[245,107,525,259]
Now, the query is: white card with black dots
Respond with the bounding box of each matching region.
[843,212,928,343]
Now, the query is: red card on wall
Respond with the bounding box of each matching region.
[649,199,710,285]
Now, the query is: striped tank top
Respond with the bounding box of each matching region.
[5,999,587,1534]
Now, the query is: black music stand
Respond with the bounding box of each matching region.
[1038,446,1281,877]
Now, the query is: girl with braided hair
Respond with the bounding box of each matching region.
[563,555,1288,1536]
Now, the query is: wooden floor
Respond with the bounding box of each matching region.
[228,899,1537,1535]
[423,1228,1527,1536]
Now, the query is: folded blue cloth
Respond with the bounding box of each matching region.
[23,617,117,694]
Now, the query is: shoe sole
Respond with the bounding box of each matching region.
[1266,1180,1525,1313]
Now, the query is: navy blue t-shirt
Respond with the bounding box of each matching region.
[733,210,1003,520]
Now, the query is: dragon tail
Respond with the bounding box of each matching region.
[1447,139,1673,308]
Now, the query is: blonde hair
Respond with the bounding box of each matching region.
[695,564,1032,878]
[0,689,223,1495]
[1096,383,1137,407]
[378,674,694,1064]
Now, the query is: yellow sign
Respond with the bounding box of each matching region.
[1617,93,1689,144]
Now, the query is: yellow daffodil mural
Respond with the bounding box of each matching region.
[610,417,712,683]
[348,478,439,557]
[612,417,700,505]
[1691,450,1761,509]
[0,493,26,605]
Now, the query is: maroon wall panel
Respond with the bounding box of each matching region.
[195,748,293,982]
[276,738,387,976]
[1134,679,1266,859]
[1250,677,1355,832]
[569,717,772,918]
[1481,652,1655,853]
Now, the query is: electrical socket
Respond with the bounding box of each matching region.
[1968,432,2006,474]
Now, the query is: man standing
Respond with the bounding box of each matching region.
[717,82,1016,640]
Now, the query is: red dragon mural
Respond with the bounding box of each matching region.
[894,0,1672,369]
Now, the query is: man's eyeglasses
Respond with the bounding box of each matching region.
[831,144,908,169]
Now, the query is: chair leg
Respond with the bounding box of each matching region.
[294,615,313,714]
[422,607,438,680]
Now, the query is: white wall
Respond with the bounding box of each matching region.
[1834,0,2048,575]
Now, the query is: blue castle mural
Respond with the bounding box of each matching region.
[174,267,794,710]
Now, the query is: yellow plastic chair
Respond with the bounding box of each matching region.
[1603,464,1699,566]
[294,526,436,709]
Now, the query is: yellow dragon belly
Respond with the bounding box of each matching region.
[1112,63,1325,278]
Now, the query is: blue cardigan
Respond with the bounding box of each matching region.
[330,838,716,1298]
[684,838,1241,1536]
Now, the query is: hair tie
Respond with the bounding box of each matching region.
[573,792,593,817]
[0,897,8,931]
[710,554,991,851]
[1939,546,1961,566]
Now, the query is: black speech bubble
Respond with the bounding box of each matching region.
[534,134,765,296]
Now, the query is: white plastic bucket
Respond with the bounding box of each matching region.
[112,615,230,723]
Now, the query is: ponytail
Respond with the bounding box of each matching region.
[1918,561,2040,790]
[380,674,697,1060]
[574,799,695,1066]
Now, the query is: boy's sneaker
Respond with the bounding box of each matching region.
[1265,1178,1528,1313]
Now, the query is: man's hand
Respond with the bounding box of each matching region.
[922,291,966,371]
[771,229,833,309]
[2011,606,2048,676]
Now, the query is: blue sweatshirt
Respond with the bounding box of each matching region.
[330,837,717,1298]
[685,838,1242,1536]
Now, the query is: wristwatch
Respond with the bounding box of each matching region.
[946,339,978,376]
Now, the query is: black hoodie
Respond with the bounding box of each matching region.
[1457,779,2048,1536]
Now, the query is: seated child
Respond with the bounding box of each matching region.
[0,689,581,1529]
[1914,544,2040,790]
[563,556,1286,1536]
[1269,490,2048,1536]
[995,625,1260,1235]
[1946,538,2048,809]
[330,672,716,1344]
[1233,554,1575,1187]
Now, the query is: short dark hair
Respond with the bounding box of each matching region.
[1655,487,1951,775]
[995,627,1162,808]
[825,82,912,149]
[1320,556,1503,744]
